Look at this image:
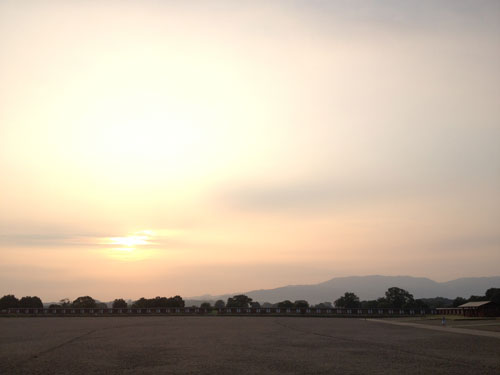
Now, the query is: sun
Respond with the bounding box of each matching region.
[108,235,150,247]
[100,231,155,261]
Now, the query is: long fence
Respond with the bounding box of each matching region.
[1,307,437,316]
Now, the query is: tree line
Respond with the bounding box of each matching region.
[0,295,43,309]
[204,287,500,310]
[1,287,498,310]
[0,295,185,309]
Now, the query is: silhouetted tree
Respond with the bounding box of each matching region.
[416,297,451,309]
[227,295,253,308]
[19,296,43,308]
[485,288,500,304]
[151,296,169,307]
[376,297,390,308]
[452,297,467,307]
[261,302,274,308]
[413,299,430,309]
[361,300,379,308]
[132,297,149,308]
[214,300,225,308]
[112,299,128,308]
[59,298,71,307]
[0,295,19,309]
[384,287,415,308]
[250,302,261,308]
[72,296,97,308]
[166,295,185,307]
[200,302,212,309]
[277,300,294,308]
[334,292,361,308]
[468,295,484,302]
[132,295,185,308]
[293,300,309,308]
[314,302,333,308]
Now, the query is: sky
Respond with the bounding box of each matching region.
[1,0,499,302]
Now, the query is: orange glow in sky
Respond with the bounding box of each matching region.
[1,1,499,301]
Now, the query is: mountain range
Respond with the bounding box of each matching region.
[187,275,500,305]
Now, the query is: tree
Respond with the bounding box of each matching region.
[417,297,451,309]
[131,296,185,308]
[226,295,253,308]
[0,295,19,309]
[72,296,97,308]
[113,299,128,308]
[334,292,361,308]
[485,288,500,304]
[250,302,261,308]
[452,297,467,307]
[361,300,379,309]
[277,300,294,308]
[152,296,169,307]
[19,296,43,308]
[59,298,71,307]
[468,295,484,302]
[200,302,212,310]
[132,297,149,308]
[413,299,430,309]
[294,300,309,308]
[214,300,225,308]
[384,287,415,308]
[314,302,333,308]
[166,295,185,307]
[376,297,390,308]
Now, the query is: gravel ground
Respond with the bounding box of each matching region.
[457,324,500,332]
[1,316,499,374]
[408,318,500,332]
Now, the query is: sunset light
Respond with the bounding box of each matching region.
[0,0,498,302]
[98,231,156,261]
[1,2,500,373]
[108,235,151,248]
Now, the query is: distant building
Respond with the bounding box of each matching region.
[458,301,499,317]
[436,301,499,317]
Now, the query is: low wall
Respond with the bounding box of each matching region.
[1,307,436,317]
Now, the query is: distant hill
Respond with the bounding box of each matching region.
[187,275,500,305]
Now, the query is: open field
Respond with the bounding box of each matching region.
[376,316,500,333]
[407,317,500,332]
[1,317,499,374]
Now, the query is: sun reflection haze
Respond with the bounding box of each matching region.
[101,231,156,261]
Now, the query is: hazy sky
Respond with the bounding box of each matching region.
[1,1,499,301]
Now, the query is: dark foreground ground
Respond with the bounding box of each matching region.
[409,317,500,332]
[1,317,499,375]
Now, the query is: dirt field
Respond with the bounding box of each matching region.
[408,317,500,332]
[1,317,499,374]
